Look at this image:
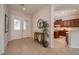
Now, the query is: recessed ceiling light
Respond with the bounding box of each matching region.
[23,8,26,11]
[62,12,65,14]
[73,9,77,12]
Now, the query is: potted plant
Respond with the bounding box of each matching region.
[41,20,49,47]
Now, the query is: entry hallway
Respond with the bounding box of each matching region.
[5,38,79,55]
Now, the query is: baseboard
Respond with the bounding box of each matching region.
[8,37,33,42]
[1,53,5,55]
[22,37,33,39]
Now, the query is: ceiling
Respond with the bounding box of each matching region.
[8,4,79,19]
[54,4,79,11]
[8,4,48,15]
[54,4,79,20]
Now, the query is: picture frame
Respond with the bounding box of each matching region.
[5,14,9,33]
[37,19,43,29]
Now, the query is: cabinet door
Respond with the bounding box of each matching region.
[60,21,64,27]
[73,19,79,27]
[70,20,73,27]
[55,19,79,27]
[63,20,70,27]
[63,21,66,27]
[74,20,77,27]
[67,20,70,27]
[76,19,79,27]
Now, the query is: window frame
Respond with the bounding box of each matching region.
[13,18,21,31]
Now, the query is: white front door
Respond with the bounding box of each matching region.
[11,17,22,40]
[22,18,31,38]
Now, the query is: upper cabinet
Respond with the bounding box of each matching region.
[54,19,79,27]
[54,19,62,27]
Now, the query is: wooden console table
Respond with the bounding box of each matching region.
[34,32,44,44]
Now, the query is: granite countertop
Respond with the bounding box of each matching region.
[54,27,79,32]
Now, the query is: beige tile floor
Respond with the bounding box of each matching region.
[5,38,79,55]
[54,36,67,48]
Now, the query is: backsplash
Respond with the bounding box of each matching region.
[54,27,79,31]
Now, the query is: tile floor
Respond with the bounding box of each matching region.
[5,38,79,55]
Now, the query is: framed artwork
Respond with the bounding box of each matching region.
[5,14,9,33]
[37,19,43,29]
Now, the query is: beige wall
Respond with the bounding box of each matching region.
[33,5,50,33]
[0,5,5,54]
[0,5,9,54]
[32,5,54,48]
[4,5,10,50]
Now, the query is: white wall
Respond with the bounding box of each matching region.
[9,10,32,41]
[50,5,54,48]
[0,5,8,54]
[4,5,10,50]
[32,5,54,48]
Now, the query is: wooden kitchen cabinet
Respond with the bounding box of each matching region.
[69,20,73,27]
[60,20,70,27]
[74,20,77,27]
[75,19,79,27]
[70,19,79,27]
[54,30,68,45]
[54,31,60,38]
[54,19,79,27]
[54,30,67,38]
[54,19,62,27]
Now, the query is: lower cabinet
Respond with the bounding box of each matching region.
[54,30,68,45]
[54,30,67,38]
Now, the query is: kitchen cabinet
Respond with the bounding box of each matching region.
[54,30,68,45]
[54,31,59,38]
[54,19,79,27]
[63,20,70,27]
[54,20,62,27]
[70,19,79,27]
[54,30,67,38]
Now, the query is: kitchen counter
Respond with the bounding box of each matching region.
[54,27,79,32]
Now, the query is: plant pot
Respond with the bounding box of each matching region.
[42,41,48,48]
